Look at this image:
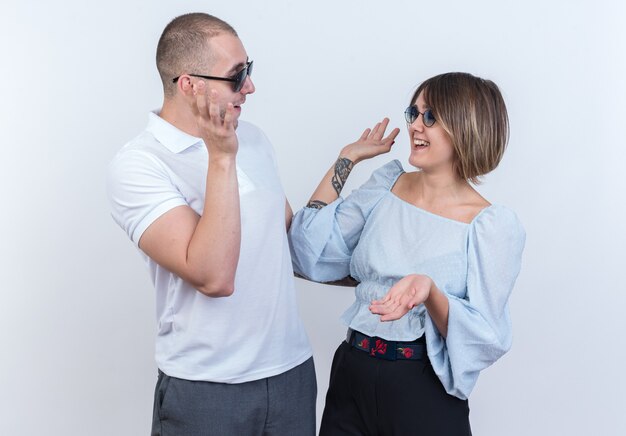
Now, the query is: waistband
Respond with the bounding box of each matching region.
[346,328,426,361]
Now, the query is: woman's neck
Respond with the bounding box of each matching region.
[409,169,470,206]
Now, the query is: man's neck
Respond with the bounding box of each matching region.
[159,99,201,137]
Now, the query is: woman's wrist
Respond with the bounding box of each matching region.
[424,277,436,303]
[339,148,359,165]
[422,278,449,338]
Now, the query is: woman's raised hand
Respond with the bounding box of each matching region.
[340,118,400,164]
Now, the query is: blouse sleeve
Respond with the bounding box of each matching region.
[288,160,403,282]
[424,205,526,400]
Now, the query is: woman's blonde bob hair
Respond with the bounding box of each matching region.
[411,72,509,184]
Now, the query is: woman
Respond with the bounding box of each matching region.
[289,72,525,435]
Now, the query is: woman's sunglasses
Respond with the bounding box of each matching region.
[404,105,436,127]
[172,60,254,92]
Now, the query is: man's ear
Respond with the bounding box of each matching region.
[176,75,194,96]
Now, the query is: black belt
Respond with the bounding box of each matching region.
[346,328,426,361]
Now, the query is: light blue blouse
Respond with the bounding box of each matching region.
[289,160,526,400]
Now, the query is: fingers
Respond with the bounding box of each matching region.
[365,118,397,149]
[369,278,418,321]
[208,89,221,122]
[370,289,394,307]
[192,81,218,122]
[191,84,238,134]
[370,122,382,138]
[190,81,206,118]
[371,118,390,140]
[222,102,236,130]
[380,308,406,322]
[369,299,399,316]
[191,82,226,124]
[359,128,371,141]
[383,127,401,145]
[370,299,409,322]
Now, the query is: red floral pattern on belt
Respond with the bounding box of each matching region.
[370,339,388,356]
[398,347,414,358]
[349,330,424,360]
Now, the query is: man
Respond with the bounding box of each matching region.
[107,13,315,436]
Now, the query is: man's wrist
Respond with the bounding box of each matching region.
[208,153,237,170]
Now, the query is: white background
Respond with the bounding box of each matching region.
[1,0,625,435]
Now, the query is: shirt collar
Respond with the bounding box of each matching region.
[146,110,203,153]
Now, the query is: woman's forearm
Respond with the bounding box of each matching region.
[306,155,355,209]
[305,118,399,209]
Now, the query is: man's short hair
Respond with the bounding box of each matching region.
[156,13,237,98]
[411,72,510,184]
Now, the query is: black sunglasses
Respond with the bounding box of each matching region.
[172,60,253,92]
[404,105,436,127]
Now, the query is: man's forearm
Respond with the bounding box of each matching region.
[186,155,241,296]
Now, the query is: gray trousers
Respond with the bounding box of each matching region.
[151,357,316,436]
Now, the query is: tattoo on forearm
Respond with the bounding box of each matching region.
[331,157,354,196]
[305,157,353,210]
[306,200,328,209]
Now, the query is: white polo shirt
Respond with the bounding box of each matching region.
[107,112,312,383]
